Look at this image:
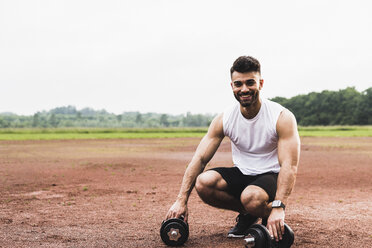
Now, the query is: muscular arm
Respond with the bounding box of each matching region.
[275,109,300,204]
[267,109,300,240]
[166,113,225,220]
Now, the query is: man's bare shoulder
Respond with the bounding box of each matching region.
[279,109,296,122]
[276,109,298,137]
[207,113,225,139]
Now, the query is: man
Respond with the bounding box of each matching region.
[165,56,300,242]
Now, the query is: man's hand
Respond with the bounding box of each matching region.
[266,208,285,242]
[165,200,189,223]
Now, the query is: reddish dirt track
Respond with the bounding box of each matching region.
[0,137,371,247]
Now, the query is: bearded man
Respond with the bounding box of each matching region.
[165,56,300,241]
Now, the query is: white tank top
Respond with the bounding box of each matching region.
[223,98,285,175]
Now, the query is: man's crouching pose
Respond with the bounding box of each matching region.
[165,56,300,241]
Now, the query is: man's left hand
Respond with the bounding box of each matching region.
[266,208,285,242]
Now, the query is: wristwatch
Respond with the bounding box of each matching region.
[272,200,285,210]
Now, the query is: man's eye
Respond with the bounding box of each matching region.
[234,81,242,87]
[245,80,255,86]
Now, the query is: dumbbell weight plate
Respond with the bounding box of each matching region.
[245,224,271,248]
[160,218,189,246]
[278,223,294,248]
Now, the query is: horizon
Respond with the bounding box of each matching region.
[1,85,369,116]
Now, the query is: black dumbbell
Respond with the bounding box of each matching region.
[160,217,189,246]
[244,223,294,248]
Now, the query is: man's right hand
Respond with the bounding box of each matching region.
[165,200,188,223]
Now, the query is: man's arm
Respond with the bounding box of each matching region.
[165,113,225,222]
[267,109,300,241]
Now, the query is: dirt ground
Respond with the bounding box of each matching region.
[0,137,371,248]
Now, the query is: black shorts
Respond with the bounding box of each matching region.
[209,167,278,202]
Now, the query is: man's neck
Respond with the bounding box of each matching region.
[240,98,262,119]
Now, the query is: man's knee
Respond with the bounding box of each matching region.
[195,171,214,194]
[240,186,269,213]
[195,170,222,196]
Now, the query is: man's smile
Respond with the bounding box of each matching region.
[240,95,252,101]
[238,92,255,100]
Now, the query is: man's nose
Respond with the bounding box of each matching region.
[241,84,250,92]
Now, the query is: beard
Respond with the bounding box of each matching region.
[234,90,259,107]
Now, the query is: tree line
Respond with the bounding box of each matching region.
[0,87,371,128]
[271,87,372,126]
[0,106,215,128]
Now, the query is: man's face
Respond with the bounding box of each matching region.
[230,71,263,108]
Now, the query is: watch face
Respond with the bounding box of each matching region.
[272,200,281,207]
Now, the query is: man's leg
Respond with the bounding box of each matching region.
[195,170,259,238]
[195,170,245,213]
[195,169,277,238]
[240,172,279,226]
[240,185,271,218]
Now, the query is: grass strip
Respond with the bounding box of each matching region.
[0,131,206,140]
[0,126,371,140]
[0,127,208,134]
[298,125,372,137]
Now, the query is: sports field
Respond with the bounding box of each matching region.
[0,129,371,247]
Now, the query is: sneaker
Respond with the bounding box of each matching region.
[227,213,258,238]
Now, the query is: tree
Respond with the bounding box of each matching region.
[49,113,58,127]
[160,114,169,127]
[135,113,142,124]
[32,113,40,127]
[0,117,10,128]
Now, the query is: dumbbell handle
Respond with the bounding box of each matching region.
[244,236,255,248]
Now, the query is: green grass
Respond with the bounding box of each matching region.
[0,126,371,140]
[298,126,372,137]
[0,128,208,140]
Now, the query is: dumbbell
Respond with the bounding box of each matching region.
[160,217,189,246]
[244,223,294,248]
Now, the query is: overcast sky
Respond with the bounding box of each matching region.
[1,0,371,115]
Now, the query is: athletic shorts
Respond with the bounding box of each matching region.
[209,167,278,202]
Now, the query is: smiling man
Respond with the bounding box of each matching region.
[165,56,300,242]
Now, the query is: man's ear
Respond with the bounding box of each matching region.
[259,79,264,90]
[230,82,233,89]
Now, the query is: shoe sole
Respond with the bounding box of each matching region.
[227,233,245,238]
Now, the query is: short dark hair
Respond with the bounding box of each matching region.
[230,56,261,78]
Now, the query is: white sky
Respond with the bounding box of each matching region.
[1,0,371,115]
